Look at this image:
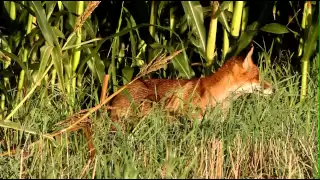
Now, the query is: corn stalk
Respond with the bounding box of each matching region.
[300,1,316,102]
[222,2,233,60]
[206,1,219,66]
[16,14,34,103]
[149,1,157,39]
[240,2,249,35]
[70,1,84,104]
[231,1,244,38]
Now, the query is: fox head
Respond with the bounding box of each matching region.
[227,46,273,96]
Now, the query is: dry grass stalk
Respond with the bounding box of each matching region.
[138,49,183,77]
[100,75,110,104]
[214,139,224,178]
[19,148,25,179]
[91,157,98,179]
[74,1,101,32]
[79,158,92,178]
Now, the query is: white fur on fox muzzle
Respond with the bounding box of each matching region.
[235,83,273,96]
[261,81,273,95]
[231,83,260,94]
[262,87,273,95]
[255,85,273,96]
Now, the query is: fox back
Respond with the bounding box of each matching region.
[110,46,273,121]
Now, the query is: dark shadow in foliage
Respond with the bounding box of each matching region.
[224,1,274,62]
[0,2,33,97]
[93,1,155,58]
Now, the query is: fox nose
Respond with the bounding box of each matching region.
[262,81,273,95]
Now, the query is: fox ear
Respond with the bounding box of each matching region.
[242,46,254,70]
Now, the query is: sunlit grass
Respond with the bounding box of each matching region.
[0,51,317,179]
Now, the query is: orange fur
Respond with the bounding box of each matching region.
[110,46,273,123]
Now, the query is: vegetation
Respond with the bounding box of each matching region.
[0,1,318,178]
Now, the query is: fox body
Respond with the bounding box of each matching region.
[110,46,273,121]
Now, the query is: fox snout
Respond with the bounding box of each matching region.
[232,80,273,96]
[248,80,273,96]
[261,80,273,95]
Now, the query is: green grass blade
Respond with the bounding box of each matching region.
[62,38,102,51]
[0,120,38,136]
[4,62,53,121]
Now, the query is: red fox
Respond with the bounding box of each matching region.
[109,46,273,122]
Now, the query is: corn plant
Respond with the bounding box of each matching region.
[0,1,318,178]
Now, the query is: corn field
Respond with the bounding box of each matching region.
[0,1,318,179]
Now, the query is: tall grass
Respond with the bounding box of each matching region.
[0,50,317,178]
[0,1,318,178]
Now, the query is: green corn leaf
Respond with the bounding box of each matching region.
[83,20,96,39]
[52,27,65,39]
[45,1,57,20]
[51,47,65,92]
[29,1,60,49]
[0,50,31,81]
[93,54,106,84]
[37,45,53,82]
[260,23,290,34]
[226,22,259,59]
[62,32,77,50]
[179,15,189,34]
[217,10,232,33]
[158,1,169,18]
[124,7,138,65]
[300,14,318,102]
[122,67,135,85]
[14,1,36,17]
[213,1,232,19]
[302,19,318,61]
[171,44,195,79]
[181,1,207,54]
